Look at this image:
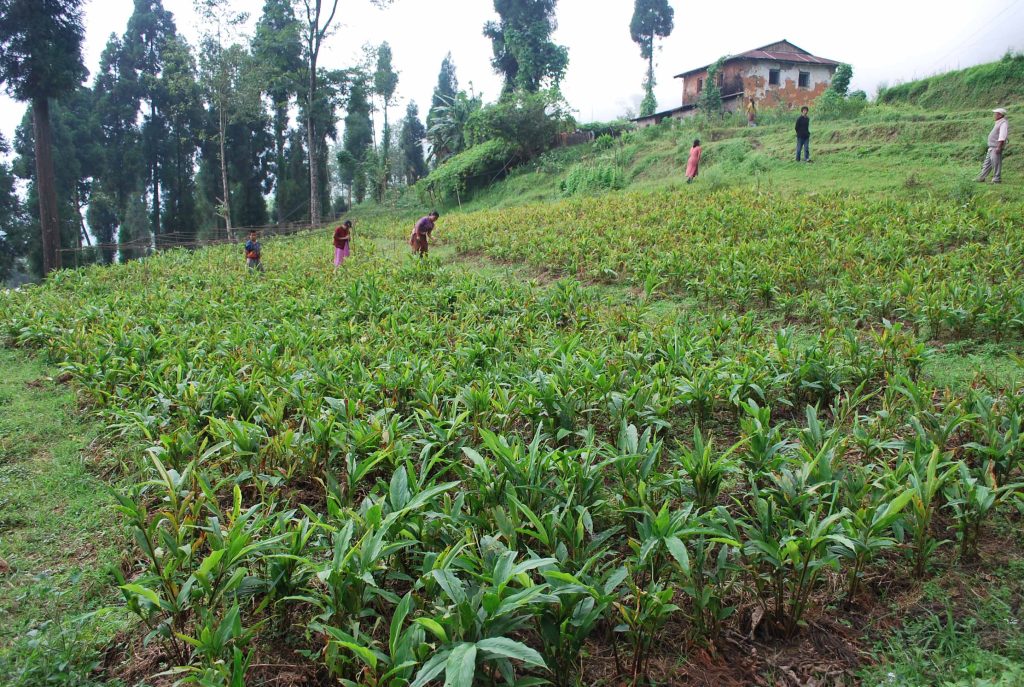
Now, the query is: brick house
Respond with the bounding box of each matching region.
[633,40,841,127]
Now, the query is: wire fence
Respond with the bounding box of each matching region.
[56,218,342,267]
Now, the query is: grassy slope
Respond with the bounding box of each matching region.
[878,53,1024,109]
[471,105,1016,210]
[0,349,126,686]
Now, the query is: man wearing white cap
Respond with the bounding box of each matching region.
[977,108,1008,184]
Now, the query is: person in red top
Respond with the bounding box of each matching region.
[685,139,702,184]
[333,220,352,267]
[409,211,439,257]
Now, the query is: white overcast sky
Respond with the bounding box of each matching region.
[1,0,1022,146]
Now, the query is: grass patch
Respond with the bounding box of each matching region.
[0,348,125,686]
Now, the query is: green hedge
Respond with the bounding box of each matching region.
[419,139,520,203]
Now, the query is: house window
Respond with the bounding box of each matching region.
[717,72,724,87]
[768,69,780,86]
[697,78,703,92]
[798,71,810,88]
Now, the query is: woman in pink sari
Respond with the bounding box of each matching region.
[333,220,352,267]
[686,139,701,184]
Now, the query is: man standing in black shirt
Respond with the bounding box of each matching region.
[795,106,811,162]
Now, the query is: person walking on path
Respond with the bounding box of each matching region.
[746,98,757,127]
[795,106,811,162]
[686,139,702,184]
[977,108,1009,184]
[244,230,264,271]
[333,220,352,268]
[410,211,439,257]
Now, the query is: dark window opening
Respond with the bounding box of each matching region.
[798,71,810,88]
[717,72,724,87]
[768,69,780,86]
[697,78,703,92]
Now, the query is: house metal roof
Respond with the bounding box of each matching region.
[673,40,841,78]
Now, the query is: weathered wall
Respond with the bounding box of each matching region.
[681,59,835,110]
[742,62,834,108]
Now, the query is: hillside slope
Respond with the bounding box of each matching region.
[374,57,1019,216]
[878,52,1024,109]
[390,103,1016,217]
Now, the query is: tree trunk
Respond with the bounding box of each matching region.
[381,103,389,193]
[647,51,654,93]
[219,107,234,239]
[32,97,62,275]
[274,103,287,225]
[307,61,321,227]
[151,109,161,246]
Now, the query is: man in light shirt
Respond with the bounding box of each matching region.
[977,108,1009,184]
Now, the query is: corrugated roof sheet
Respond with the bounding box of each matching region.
[735,49,840,66]
[673,40,840,78]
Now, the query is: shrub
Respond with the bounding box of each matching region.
[594,134,615,151]
[949,176,977,206]
[740,153,775,176]
[696,166,727,191]
[707,139,751,166]
[466,90,574,159]
[560,163,626,197]
[878,52,1024,109]
[815,89,868,120]
[419,139,520,203]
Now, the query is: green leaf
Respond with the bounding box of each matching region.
[413,617,448,642]
[410,651,449,687]
[120,583,161,609]
[431,569,467,604]
[665,536,690,573]
[461,447,487,469]
[334,640,378,671]
[477,637,547,668]
[444,643,477,687]
[390,592,413,657]
[196,549,225,580]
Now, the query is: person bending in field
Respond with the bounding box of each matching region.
[795,106,811,162]
[244,230,264,271]
[746,98,757,127]
[333,220,352,268]
[686,139,702,183]
[410,211,439,257]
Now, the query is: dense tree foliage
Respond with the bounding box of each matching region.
[630,0,674,117]
[0,135,28,281]
[427,52,458,138]
[373,42,399,195]
[0,0,87,274]
[253,0,303,225]
[338,78,373,204]
[831,63,853,96]
[484,0,568,94]
[399,102,428,184]
[0,0,581,279]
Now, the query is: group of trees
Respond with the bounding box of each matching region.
[0,0,436,280]
[0,0,644,281]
